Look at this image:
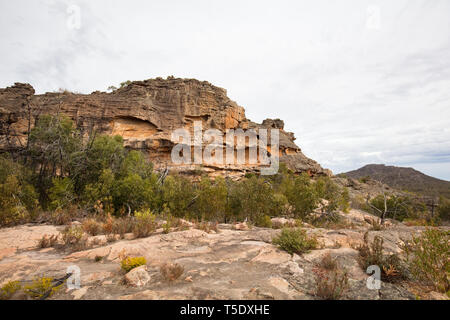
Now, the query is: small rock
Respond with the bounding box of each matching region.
[284,261,304,275]
[0,248,17,260]
[82,271,113,284]
[179,219,194,227]
[271,218,297,228]
[233,222,249,231]
[185,276,193,282]
[71,286,90,300]
[124,265,151,287]
[124,233,135,240]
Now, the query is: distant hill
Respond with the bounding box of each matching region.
[342,164,450,199]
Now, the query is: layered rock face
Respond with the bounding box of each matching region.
[0,78,330,177]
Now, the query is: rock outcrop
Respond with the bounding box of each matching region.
[0,78,330,178]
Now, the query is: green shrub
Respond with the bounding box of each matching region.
[74,135,126,190]
[280,173,319,218]
[227,176,278,222]
[161,175,196,218]
[162,215,172,234]
[121,256,146,273]
[48,177,75,210]
[82,169,115,211]
[193,176,227,221]
[0,281,21,300]
[113,173,159,213]
[0,156,39,226]
[359,176,370,183]
[339,187,351,213]
[132,209,157,238]
[24,277,62,299]
[255,215,272,228]
[315,176,340,212]
[61,225,84,246]
[402,228,449,292]
[272,228,319,255]
[119,150,153,180]
[438,197,450,221]
[358,232,407,283]
[112,217,134,238]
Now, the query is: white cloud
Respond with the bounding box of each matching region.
[0,0,449,180]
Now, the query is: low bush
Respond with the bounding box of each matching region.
[314,268,348,300]
[112,217,134,238]
[357,232,407,283]
[309,212,354,230]
[255,215,272,228]
[48,207,78,225]
[227,176,278,222]
[160,263,184,281]
[0,281,21,300]
[195,221,219,233]
[61,225,84,247]
[82,218,103,236]
[437,196,450,221]
[121,256,147,273]
[279,173,319,218]
[24,277,62,299]
[368,218,385,231]
[402,228,449,293]
[132,209,157,238]
[37,234,59,248]
[318,252,338,271]
[162,222,171,234]
[272,228,319,255]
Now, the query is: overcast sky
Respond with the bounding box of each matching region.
[1,0,449,180]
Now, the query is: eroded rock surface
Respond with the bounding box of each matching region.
[0,209,447,300]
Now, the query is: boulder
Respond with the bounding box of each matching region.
[124,265,151,287]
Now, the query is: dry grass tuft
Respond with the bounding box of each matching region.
[160,263,184,281]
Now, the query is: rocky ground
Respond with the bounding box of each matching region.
[0,209,448,300]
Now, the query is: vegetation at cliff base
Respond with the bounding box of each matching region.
[1,115,442,228]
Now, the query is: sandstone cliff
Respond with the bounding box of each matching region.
[0,78,330,178]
